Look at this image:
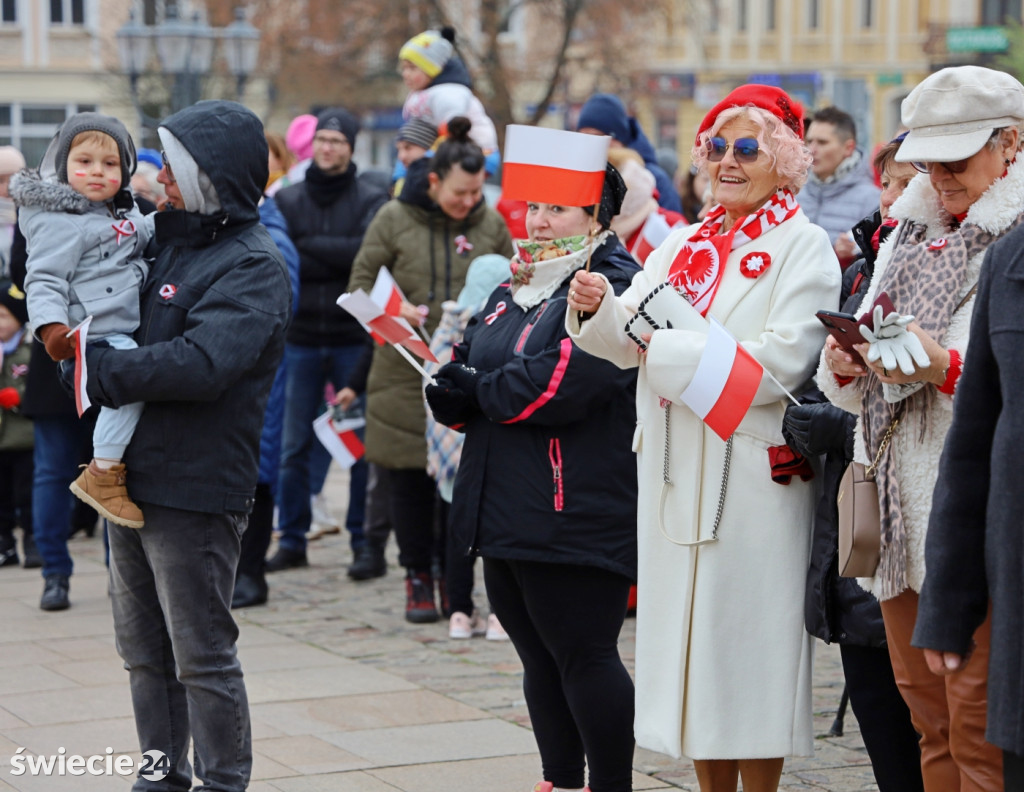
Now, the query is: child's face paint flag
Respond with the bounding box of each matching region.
[70,316,92,417]
[336,289,438,363]
[312,412,365,469]
[501,125,610,206]
[679,317,763,441]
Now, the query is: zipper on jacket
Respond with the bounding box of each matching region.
[515,302,549,354]
[548,437,564,512]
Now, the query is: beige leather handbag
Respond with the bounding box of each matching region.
[837,417,900,578]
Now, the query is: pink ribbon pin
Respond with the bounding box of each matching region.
[455,235,474,255]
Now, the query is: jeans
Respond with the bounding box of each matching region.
[93,333,144,460]
[108,503,250,791]
[33,414,92,578]
[276,343,367,554]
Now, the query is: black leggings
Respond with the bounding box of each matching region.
[1007,750,1024,792]
[483,557,634,792]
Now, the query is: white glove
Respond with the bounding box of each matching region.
[860,304,914,340]
[861,324,931,376]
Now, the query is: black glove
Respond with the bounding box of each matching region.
[437,362,482,405]
[782,401,854,459]
[56,339,113,402]
[426,376,475,427]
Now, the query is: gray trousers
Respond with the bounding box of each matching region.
[108,502,250,791]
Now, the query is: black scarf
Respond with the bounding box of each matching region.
[304,162,356,207]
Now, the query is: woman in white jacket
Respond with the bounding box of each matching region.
[820,66,1024,792]
[567,85,840,792]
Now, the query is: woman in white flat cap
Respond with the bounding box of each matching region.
[821,64,1024,792]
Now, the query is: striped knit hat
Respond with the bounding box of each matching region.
[399,28,455,79]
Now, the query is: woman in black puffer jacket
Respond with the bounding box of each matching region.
[426,163,639,792]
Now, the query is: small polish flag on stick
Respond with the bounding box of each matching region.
[501,125,610,206]
[312,412,365,469]
[370,267,431,345]
[69,316,93,417]
[680,317,797,441]
[630,211,680,265]
[337,289,438,378]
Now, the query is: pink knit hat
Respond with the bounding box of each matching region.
[285,114,318,161]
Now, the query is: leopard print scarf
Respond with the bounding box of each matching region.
[863,216,1024,599]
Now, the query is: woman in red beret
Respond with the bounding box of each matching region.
[567,85,841,791]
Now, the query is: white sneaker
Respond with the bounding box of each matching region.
[308,493,340,540]
[485,613,510,641]
[449,610,486,639]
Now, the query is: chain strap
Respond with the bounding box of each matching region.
[866,416,900,478]
[662,403,672,484]
[709,435,733,542]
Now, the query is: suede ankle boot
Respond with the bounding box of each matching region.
[69,461,144,529]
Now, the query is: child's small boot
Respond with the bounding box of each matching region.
[69,461,144,529]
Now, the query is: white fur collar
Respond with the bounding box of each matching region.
[890,154,1024,237]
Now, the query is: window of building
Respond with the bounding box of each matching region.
[765,0,776,30]
[1,0,15,23]
[808,0,820,29]
[0,104,95,168]
[982,0,1022,24]
[737,0,747,31]
[50,0,85,25]
[861,0,874,27]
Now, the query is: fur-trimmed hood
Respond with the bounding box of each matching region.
[890,153,1024,237]
[8,169,91,214]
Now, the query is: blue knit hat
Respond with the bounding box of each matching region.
[576,94,632,144]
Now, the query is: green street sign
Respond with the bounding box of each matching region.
[947,27,1009,53]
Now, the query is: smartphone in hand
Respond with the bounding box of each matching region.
[816,310,866,362]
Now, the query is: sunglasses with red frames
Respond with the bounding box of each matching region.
[706,136,761,164]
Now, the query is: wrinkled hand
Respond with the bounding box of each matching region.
[567,270,607,315]
[334,387,358,410]
[0,387,19,410]
[425,377,474,426]
[823,335,867,379]
[38,323,76,361]
[437,362,482,403]
[782,402,852,458]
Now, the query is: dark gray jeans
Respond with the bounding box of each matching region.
[108,502,250,791]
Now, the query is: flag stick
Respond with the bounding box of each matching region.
[578,202,602,323]
[760,362,800,405]
[393,342,436,384]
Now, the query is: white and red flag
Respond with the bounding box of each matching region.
[337,289,438,372]
[312,412,365,469]
[370,267,407,318]
[680,318,764,441]
[501,125,610,206]
[69,316,93,417]
[630,211,682,265]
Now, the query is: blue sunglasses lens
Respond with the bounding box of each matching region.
[707,136,760,163]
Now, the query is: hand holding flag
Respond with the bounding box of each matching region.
[69,316,93,417]
[336,289,438,379]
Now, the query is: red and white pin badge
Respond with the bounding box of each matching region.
[739,251,772,278]
[929,238,948,251]
[455,235,474,256]
[484,301,507,325]
[159,284,177,300]
[111,218,137,246]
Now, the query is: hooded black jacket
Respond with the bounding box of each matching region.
[275,163,388,346]
[85,100,292,514]
[447,238,640,580]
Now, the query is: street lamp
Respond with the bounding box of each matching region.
[116,2,259,141]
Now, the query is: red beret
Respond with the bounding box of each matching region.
[696,84,804,144]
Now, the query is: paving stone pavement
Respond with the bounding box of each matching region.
[0,468,884,791]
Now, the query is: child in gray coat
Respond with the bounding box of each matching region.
[11,112,149,529]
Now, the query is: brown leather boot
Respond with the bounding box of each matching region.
[69,461,144,529]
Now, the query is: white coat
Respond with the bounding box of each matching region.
[819,158,1024,600]
[569,209,841,759]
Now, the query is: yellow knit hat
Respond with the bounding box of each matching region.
[399,29,453,80]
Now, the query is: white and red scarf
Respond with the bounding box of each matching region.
[667,189,799,315]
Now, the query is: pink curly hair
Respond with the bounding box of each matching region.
[690,105,812,193]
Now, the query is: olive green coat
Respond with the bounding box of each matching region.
[349,181,511,470]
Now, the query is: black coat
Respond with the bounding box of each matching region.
[447,238,640,580]
[913,220,1024,754]
[85,101,291,515]
[275,164,387,347]
[792,211,888,647]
